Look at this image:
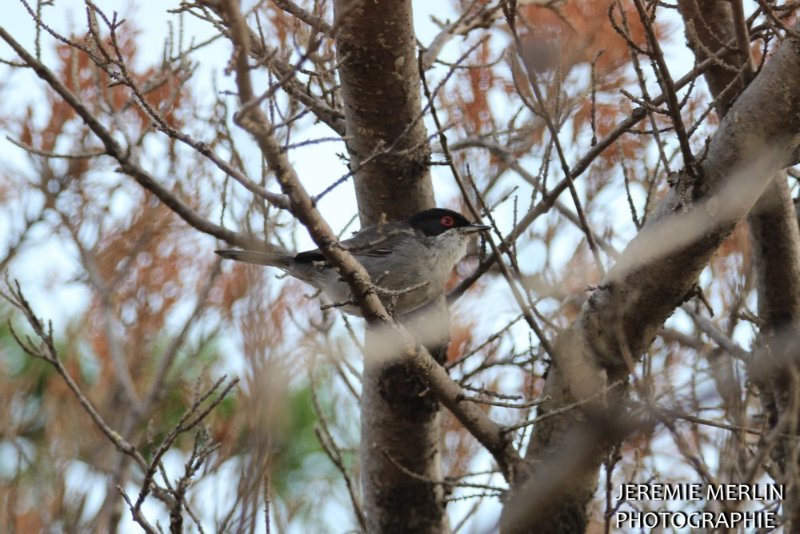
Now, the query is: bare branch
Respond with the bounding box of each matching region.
[0,26,265,251]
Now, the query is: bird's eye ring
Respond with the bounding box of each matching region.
[440,215,455,227]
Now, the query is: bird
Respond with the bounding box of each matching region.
[216,208,490,316]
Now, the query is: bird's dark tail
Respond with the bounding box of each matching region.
[215,249,293,268]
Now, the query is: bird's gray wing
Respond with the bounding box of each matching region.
[293,222,417,263]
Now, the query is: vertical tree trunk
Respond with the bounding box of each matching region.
[334,0,433,223]
[333,1,445,531]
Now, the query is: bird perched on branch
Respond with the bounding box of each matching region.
[216,208,489,316]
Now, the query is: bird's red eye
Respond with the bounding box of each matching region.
[440,215,455,227]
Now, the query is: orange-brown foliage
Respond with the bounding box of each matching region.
[462,39,497,133]
[517,1,655,75]
[54,28,186,131]
[447,315,475,363]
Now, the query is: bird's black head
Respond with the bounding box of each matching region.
[407,208,487,237]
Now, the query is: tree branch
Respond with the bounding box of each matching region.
[0,26,264,251]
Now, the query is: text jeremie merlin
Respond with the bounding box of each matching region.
[614,483,783,530]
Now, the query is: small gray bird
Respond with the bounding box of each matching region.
[216,208,489,316]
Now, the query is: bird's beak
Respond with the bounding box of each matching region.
[462,223,491,234]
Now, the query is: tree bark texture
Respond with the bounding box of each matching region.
[333,1,444,532]
[334,0,434,225]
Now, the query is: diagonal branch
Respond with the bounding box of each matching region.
[1,280,149,472]
[0,26,264,251]
[632,0,698,179]
[447,45,738,303]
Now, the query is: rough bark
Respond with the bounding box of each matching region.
[677,0,750,116]
[748,183,800,514]
[501,20,800,533]
[334,0,434,224]
[333,1,444,532]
